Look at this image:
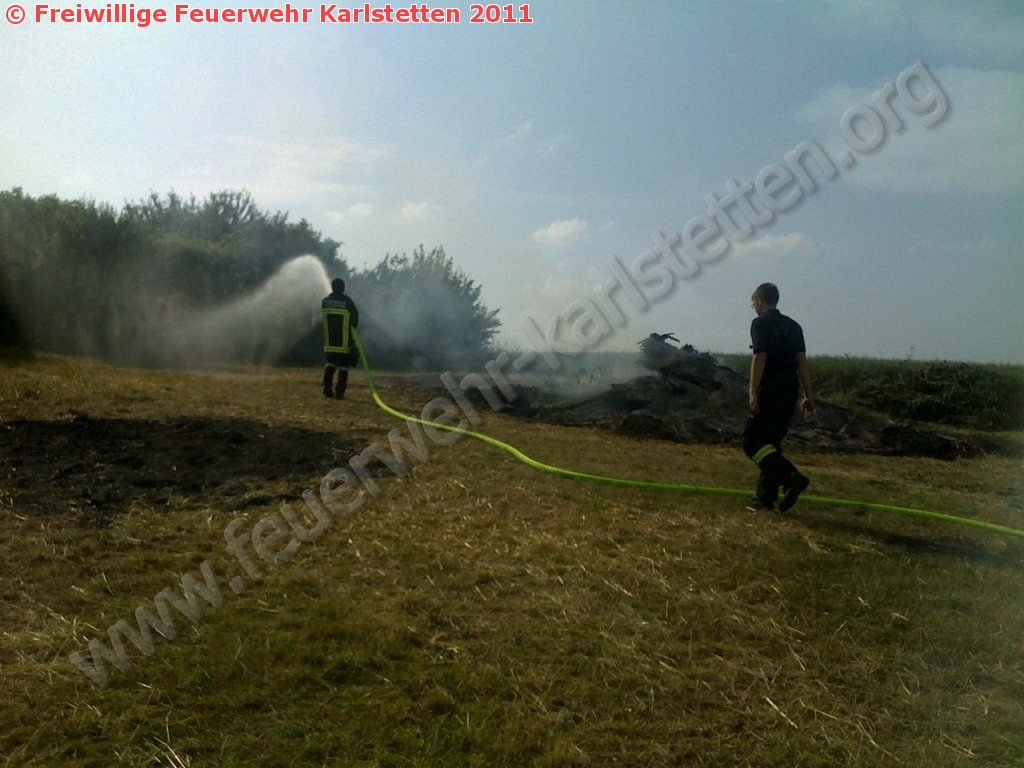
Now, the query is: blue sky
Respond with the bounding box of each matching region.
[2,0,1022,362]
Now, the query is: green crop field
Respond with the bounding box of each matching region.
[2,355,1023,767]
[714,354,1024,431]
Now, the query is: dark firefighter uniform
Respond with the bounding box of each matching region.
[741,308,806,508]
[322,283,359,399]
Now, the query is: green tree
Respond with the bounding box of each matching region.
[354,245,500,370]
[123,190,343,306]
[0,187,347,365]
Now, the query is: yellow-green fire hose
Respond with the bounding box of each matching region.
[353,330,1024,540]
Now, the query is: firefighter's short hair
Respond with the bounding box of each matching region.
[752,282,779,305]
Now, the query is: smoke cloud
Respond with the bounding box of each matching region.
[163,255,331,367]
[2,254,331,369]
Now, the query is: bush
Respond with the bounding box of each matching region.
[0,189,500,371]
[713,353,1024,431]
[353,245,500,371]
[851,361,1024,430]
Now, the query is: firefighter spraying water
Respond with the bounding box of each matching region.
[321,278,360,399]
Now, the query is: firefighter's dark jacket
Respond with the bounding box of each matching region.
[322,291,359,354]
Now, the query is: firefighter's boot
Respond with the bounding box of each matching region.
[323,365,335,398]
[753,447,807,511]
[335,369,349,400]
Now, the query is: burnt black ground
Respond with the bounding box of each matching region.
[0,415,359,524]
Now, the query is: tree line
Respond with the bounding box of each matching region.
[0,188,500,369]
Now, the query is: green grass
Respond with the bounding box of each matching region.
[2,355,1023,767]
[713,353,1024,431]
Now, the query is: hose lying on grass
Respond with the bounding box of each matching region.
[353,330,1024,541]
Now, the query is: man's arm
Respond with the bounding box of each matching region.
[796,352,816,418]
[748,353,766,415]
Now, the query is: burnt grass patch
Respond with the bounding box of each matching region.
[0,415,360,525]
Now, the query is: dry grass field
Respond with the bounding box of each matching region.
[2,355,1023,767]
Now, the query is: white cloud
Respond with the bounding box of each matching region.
[346,202,375,219]
[796,66,1024,195]
[540,133,568,156]
[811,1,1024,63]
[164,133,388,210]
[531,217,589,247]
[497,121,567,158]
[327,202,375,226]
[916,5,1024,62]
[399,201,440,221]
[732,233,812,260]
[499,120,534,145]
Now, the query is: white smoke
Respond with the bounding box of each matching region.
[163,255,332,367]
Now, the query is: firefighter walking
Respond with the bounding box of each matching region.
[742,283,816,512]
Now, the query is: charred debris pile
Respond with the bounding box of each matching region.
[440,334,1010,460]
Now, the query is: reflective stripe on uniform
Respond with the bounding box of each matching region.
[323,308,351,353]
[752,444,777,463]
